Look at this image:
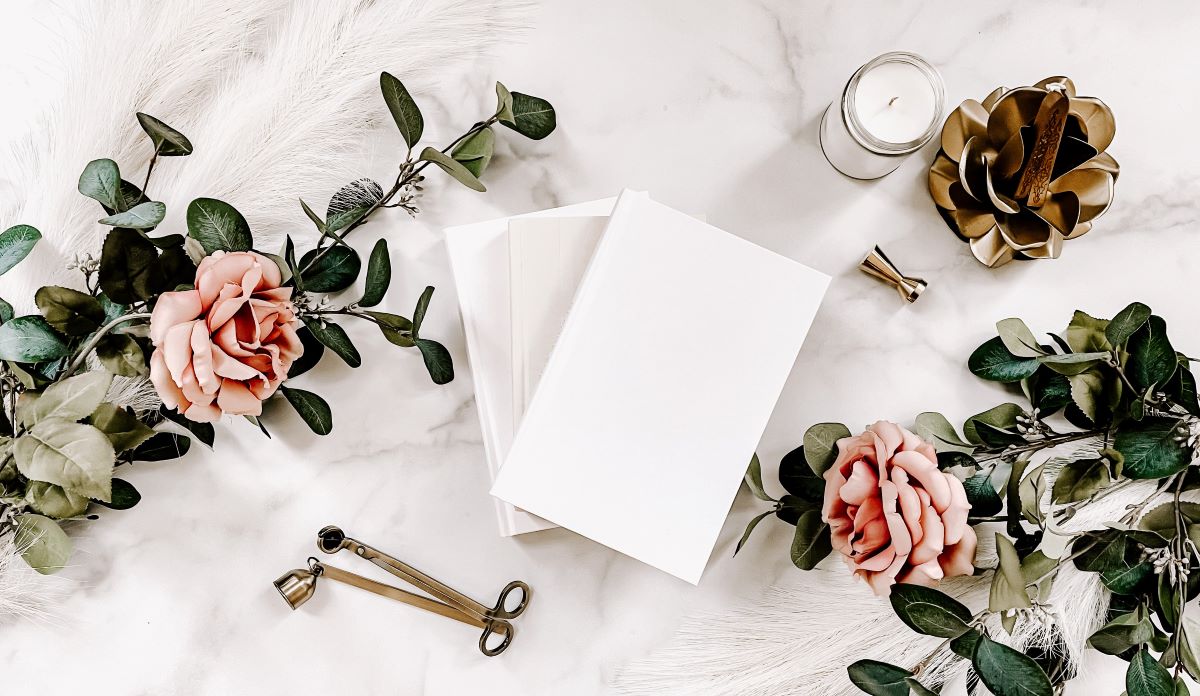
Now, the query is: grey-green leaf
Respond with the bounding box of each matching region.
[1051,458,1111,503]
[35,286,105,336]
[380,71,423,148]
[734,509,773,556]
[847,660,913,696]
[78,158,122,210]
[186,197,253,254]
[136,112,193,156]
[14,514,72,574]
[0,224,41,276]
[359,239,391,308]
[803,422,851,475]
[281,386,333,435]
[451,127,495,178]
[973,635,1052,696]
[914,411,974,453]
[997,317,1045,358]
[790,509,832,570]
[969,336,1040,382]
[1106,302,1151,347]
[418,147,486,192]
[494,82,515,123]
[326,178,383,234]
[98,201,166,229]
[14,419,116,501]
[27,371,113,426]
[301,317,361,368]
[0,316,69,362]
[889,583,973,638]
[744,453,773,502]
[502,91,557,140]
[365,311,415,347]
[87,403,156,453]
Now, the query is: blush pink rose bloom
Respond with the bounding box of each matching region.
[822,421,977,596]
[149,251,303,422]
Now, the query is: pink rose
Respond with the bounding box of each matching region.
[822,421,977,596]
[149,251,303,422]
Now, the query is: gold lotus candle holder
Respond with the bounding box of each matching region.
[928,77,1119,267]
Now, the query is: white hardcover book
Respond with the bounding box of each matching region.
[444,198,618,537]
[491,190,830,583]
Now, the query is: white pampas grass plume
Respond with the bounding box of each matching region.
[0,534,68,625]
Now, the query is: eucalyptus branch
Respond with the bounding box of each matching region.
[973,430,1106,464]
[60,312,152,379]
[141,150,159,198]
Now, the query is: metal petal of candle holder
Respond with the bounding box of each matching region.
[928,76,1119,268]
[860,246,926,303]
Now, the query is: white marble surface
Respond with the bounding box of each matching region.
[4,0,1200,693]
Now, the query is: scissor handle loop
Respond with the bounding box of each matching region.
[478,618,514,657]
[489,580,531,620]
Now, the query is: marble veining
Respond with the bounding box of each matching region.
[2,0,1200,693]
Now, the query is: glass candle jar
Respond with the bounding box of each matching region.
[819,52,946,180]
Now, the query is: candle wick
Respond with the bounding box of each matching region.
[888,96,900,106]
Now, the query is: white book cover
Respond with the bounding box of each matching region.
[491,190,830,583]
[444,198,617,536]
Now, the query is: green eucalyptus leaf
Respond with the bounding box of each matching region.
[502,91,557,140]
[78,158,122,210]
[914,412,974,453]
[905,678,940,696]
[281,385,333,435]
[1107,302,1152,347]
[286,326,324,378]
[412,285,434,337]
[130,432,191,461]
[1065,310,1112,353]
[1018,462,1046,525]
[972,634,1052,696]
[299,246,361,293]
[0,297,13,323]
[1024,369,1072,414]
[158,405,215,448]
[997,318,1045,358]
[99,227,163,303]
[969,336,1040,383]
[34,286,104,336]
[186,197,253,254]
[87,403,155,452]
[950,629,983,659]
[326,178,383,234]
[1037,351,1110,377]
[358,239,391,308]
[0,224,41,276]
[774,493,819,525]
[416,338,454,385]
[380,71,423,149]
[14,514,72,574]
[790,508,832,570]
[98,201,166,229]
[14,418,115,501]
[364,311,415,347]
[777,446,825,502]
[1116,417,1190,479]
[1128,647,1174,696]
[803,422,851,475]
[744,453,773,502]
[962,403,1023,445]
[734,509,773,556]
[96,478,141,510]
[419,147,486,192]
[300,317,361,368]
[1089,609,1158,655]
[27,370,113,425]
[964,474,1002,516]
[1051,458,1111,504]
[494,81,515,123]
[1102,560,1154,595]
[846,660,913,696]
[1127,316,1177,391]
[451,126,495,178]
[889,583,973,638]
[0,316,69,363]
[1072,530,1128,574]
[25,481,88,518]
[136,112,193,156]
[989,533,1032,616]
[95,334,147,378]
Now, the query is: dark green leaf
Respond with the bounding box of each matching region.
[1170,366,1200,417]
[1102,561,1154,595]
[974,421,1025,447]
[287,325,325,378]
[964,474,1002,516]
[1116,417,1190,479]
[94,477,141,510]
[0,297,12,323]
[281,386,333,435]
[301,317,361,368]
[501,91,557,140]
[803,422,851,475]
[99,227,162,303]
[326,178,383,234]
[847,660,912,696]
[98,201,166,229]
[889,583,973,638]
[951,629,983,659]
[34,286,104,336]
[1024,369,1072,414]
[914,412,974,453]
[131,432,191,462]
[972,634,1052,696]
[0,316,69,362]
[158,405,215,448]
[734,509,773,556]
[451,126,495,178]
[774,494,819,525]
[937,451,977,470]
[1073,530,1127,573]
[1107,302,1152,347]
[1089,609,1158,655]
[0,224,41,276]
[88,403,155,452]
[380,72,423,148]
[77,158,122,210]
[412,285,434,336]
[744,453,773,502]
[790,509,832,570]
[299,246,361,293]
[969,336,1040,383]
[778,445,825,502]
[962,403,1024,445]
[416,338,453,384]
[94,334,146,377]
[186,198,253,254]
[1051,458,1111,503]
[1128,647,1174,696]
[1128,316,1177,391]
[365,311,415,347]
[356,239,391,310]
[136,112,193,156]
[419,147,486,192]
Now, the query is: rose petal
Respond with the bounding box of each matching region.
[150,290,203,345]
[840,459,880,505]
[216,378,262,416]
[891,450,952,511]
[150,349,186,411]
[939,526,978,578]
[940,473,971,545]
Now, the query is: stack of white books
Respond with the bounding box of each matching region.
[445,190,829,584]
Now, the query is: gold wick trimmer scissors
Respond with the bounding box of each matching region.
[273,526,531,656]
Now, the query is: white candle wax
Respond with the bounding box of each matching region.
[852,61,939,144]
[819,52,944,180]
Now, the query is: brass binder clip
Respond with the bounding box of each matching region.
[273,526,530,657]
[859,246,927,303]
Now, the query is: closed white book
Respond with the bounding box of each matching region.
[491,190,830,583]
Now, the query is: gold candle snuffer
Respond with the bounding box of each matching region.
[859,245,927,303]
[273,525,531,657]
